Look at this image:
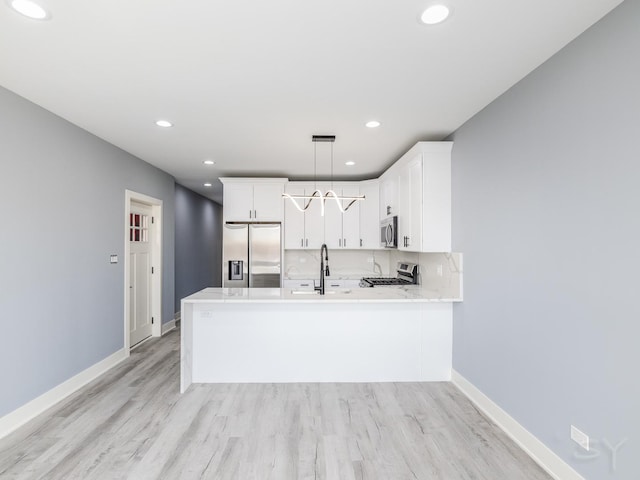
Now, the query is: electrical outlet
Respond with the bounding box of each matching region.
[110,254,118,264]
[571,425,589,451]
[437,264,443,276]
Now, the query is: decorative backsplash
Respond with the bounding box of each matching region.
[283,248,462,300]
[284,249,392,279]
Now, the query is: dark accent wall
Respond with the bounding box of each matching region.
[0,85,175,418]
[450,1,638,478]
[175,183,222,312]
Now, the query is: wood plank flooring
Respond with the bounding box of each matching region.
[0,329,552,479]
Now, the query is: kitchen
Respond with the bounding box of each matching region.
[182,140,463,390]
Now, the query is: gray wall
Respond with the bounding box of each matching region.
[175,183,222,311]
[450,1,638,478]
[0,86,175,417]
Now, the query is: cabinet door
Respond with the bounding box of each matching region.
[283,279,315,289]
[284,185,306,249]
[359,180,379,249]
[223,183,254,221]
[422,151,452,252]
[322,185,359,249]
[341,185,360,249]
[305,184,326,249]
[379,174,398,219]
[325,279,345,289]
[323,188,342,249]
[398,156,423,251]
[253,183,284,221]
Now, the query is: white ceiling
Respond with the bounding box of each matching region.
[0,0,623,204]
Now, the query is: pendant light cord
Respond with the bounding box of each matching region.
[331,142,334,191]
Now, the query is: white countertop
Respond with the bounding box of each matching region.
[182,286,462,304]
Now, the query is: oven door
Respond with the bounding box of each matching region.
[380,216,398,248]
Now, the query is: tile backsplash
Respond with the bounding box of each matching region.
[389,250,462,299]
[284,249,392,279]
[284,248,463,300]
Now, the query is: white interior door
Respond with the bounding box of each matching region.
[129,202,153,347]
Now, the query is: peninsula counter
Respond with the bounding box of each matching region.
[180,287,460,393]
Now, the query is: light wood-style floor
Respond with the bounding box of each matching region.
[0,329,552,479]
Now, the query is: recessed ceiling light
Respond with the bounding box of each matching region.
[204,183,212,187]
[420,4,450,25]
[345,161,356,166]
[203,160,215,165]
[155,120,173,128]
[365,121,381,128]
[9,0,50,19]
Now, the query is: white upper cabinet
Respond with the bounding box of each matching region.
[359,180,379,249]
[379,173,399,220]
[220,178,287,222]
[323,183,360,249]
[224,141,451,253]
[421,144,452,252]
[284,184,306,248]
[398,155,423,251]
[383,142,452,252]
[284,182,327,249]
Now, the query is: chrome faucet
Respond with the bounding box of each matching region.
[316,243,330,295]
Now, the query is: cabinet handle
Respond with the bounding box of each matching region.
[301,238,304,247]
[305,239,309,247]
[249,210,252,219]
[387,205,391,215]
[339,238,342,247]
[254,209,257,218]
[360,239,363,247]
[343,238,346,247]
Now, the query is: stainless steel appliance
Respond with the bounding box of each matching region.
[380,216,398,248]
[223,223,282,288]
[360,262,418,287]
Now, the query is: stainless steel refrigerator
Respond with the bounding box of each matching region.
[223,223,282,288]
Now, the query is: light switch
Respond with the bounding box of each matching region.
[110,255,118,264]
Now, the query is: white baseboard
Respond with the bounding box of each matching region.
[0,348,128,439]
[451,370,584,480]
[162,319,176,335]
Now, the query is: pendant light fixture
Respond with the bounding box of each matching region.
[283,135,365,216]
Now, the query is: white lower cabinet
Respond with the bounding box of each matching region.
[283,279,315,289]
[283,278,361,290]
[325,279,345,289]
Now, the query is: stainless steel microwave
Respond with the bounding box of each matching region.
[380,216,398,248]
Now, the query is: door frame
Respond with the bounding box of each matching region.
[124,190,163,353]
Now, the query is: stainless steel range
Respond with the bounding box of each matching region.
[360,262,418,287]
